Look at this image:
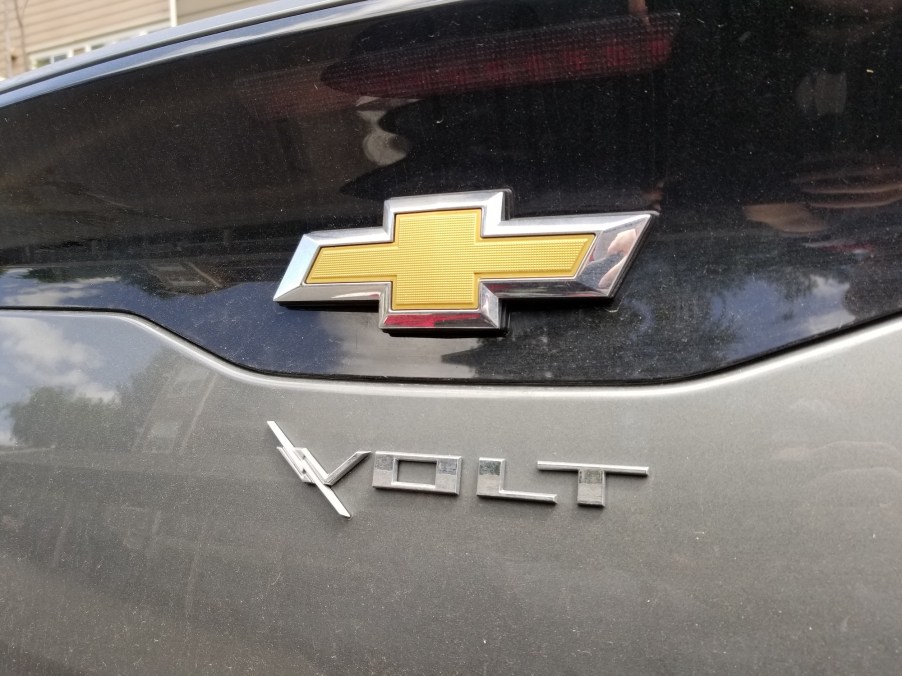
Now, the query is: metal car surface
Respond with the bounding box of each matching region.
[1,0,901,673]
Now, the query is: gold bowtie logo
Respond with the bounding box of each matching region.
[275,191,653,331]
[307,208,594,311]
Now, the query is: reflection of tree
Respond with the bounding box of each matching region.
[8,352,176,451]
[446,292,739,382]
[446,210,858,381]
[14,260,265,299]
[18,263,186,299]
[10,388,124,451]
[20,267,87,284]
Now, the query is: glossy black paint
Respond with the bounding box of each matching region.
[1,0,901,382]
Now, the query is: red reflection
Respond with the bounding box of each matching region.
[235,12,679,121]
[383,313,486,329]
[323,12,679,99]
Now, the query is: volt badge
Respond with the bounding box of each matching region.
[268,422,648,519]
[274,190,654,331]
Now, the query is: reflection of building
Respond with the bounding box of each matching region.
[131,360,218,455]
[144,262,224,295]
[1,0,267,78]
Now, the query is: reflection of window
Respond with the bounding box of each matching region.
[104,504,154,550]
[143,419,182,454]
[31,53,68,69]
[29,23,168,71]
[168,364,210,399]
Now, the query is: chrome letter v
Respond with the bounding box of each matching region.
[267,421,370,518]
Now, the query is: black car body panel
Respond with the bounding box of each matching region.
[1,0,900,382]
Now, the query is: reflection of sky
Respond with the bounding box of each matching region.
[715,275,854,360]
[0,314,159,446]
[0,269,344,374]
[2,275,118,305]
[0,268,483,376]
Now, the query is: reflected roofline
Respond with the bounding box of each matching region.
[0,0,462,106]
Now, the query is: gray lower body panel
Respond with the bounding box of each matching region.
[0,311,899,674]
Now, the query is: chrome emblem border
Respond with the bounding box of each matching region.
[274,190,655,331]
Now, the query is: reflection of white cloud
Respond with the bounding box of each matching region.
[810,275,848,300]
[0,318,117,401]
[4,277,117,306]
[805,308,855,335]
[803,276,854,334]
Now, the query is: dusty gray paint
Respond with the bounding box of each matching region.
[0,310,899,673]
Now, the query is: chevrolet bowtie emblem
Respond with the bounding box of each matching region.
[274,190,654,331]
